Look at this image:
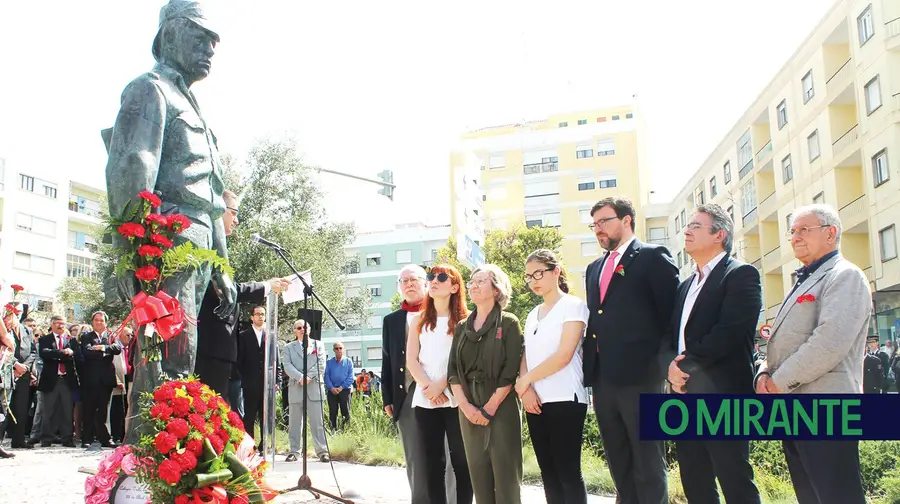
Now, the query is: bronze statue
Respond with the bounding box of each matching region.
[103,0,236,442]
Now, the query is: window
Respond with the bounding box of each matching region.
[365,253,381,267]
[723,161,732,184]
[677,251,683,268]
[598,177,617,189]
[813,191,824,204]
[43,183,57,199]
[67,254,97,278]
[14,252,54,275]
[865,75,882,115]
[576,146,593,159]
[802,71,814,103]
[741,178,757,215]
[727,206,734,223]
[577,176,595,191]
[612,115,620,120]
[488,154,505,170]
[596,138,615,156]
[807,130,820,162]
[558,122,568,128]
[680,209,686,227]
[525,211,561,228]
[648,227,666,245]
[858,5,874,45]
[737,131,753,178]
[16,213,56,236]
[523,153,558,175]
[579,209,592,224]
[625,113,633,119]
[19,174,34,192]
[710,176,717,198]
[366,346,383,362]
[366,284,382,297]
[697,189,705,205]
[524,179,559,198]
[596,117,606,123]
[581,241,598,257]
[880,225,897,261]
[395,250,411,264]
[873,149,889,187]
[786,213,793,231]
[577,119,587,125]
[675,215,680,231]
[431,249,439,260]
[782,155,793,183]
[777,100,788,129]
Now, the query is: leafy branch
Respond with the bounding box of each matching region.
[160,242,234,280]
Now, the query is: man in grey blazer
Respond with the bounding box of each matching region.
[755,204,868,504]
[282,319,329,463]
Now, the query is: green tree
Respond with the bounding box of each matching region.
[222,137,370,339]
[55,276,104,322]
[432,225,564,323]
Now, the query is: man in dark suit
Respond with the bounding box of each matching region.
[662,204,762,504]
[37,315,78,447]
[0,307,37,454]
[194,189,290,397]
[80,311,122,449]
[583,196,678,504]
[237,304,282,447]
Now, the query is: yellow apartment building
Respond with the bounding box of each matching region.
[659,0,900,342]
[449,102,655,298]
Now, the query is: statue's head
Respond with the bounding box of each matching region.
[152,0,220,85]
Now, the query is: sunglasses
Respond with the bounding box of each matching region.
[426,272,450,283]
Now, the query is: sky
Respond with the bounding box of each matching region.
[0,0,836,233]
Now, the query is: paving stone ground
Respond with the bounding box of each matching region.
[0,444,615,503]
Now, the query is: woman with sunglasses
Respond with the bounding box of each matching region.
[514,249,589,504]
[406,265,473,504]
[448,264,524,504]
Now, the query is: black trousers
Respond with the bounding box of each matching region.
[327,388,351,430]
[415,406,473,504]
[242,381,263,442]
[0,374,31,446]
[526,400,588,504]
[592,379,668,504]
[82,385,112,444]
[109,394,127,443]
[783,440,865,504]
[676,439,761,504]
[195,356,232,398]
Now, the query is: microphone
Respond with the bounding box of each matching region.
[249,233,284,251]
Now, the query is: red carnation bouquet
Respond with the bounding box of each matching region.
[3,284,24,323]
[126,378,277,504]
[108,191,232,361]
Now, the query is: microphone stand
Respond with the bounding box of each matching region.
[266,245,353,504]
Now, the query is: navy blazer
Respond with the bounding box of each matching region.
[37,333,79,392]
[381,308,413,422]
[583,239,679,386]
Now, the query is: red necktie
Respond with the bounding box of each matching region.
[599,251,620,303]
[57,335,65,375]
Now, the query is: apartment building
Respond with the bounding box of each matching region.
[660,0,900,341]
[449,101,653,297]
[0,156,106,322]
[319,222,451,371]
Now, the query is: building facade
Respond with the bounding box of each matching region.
[449,102,653,298]
[319,223,451,371]
[658,0,900,342]
[0,156,106,322]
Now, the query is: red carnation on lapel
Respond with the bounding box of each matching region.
[615,264,625,276]
[496,327,503,340]
[797,294,816,304]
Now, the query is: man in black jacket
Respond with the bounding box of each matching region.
[381,264,456,504]
[0,307,36,454]
[80,311,122,449]
[236,304,284,448]
[194,189,290,397]
[663,204,763,504]
[583,196,678,504]
[37,315,78,447]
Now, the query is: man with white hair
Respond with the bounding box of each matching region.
[382,264,456,504]
[755,204,868,504]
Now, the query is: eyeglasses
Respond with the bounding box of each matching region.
[294,326,306,331]
[587,217,619,230]
[426,272,449,283]
[786,225,828,238]
[227,206,239,215]
[685,222,715,232]
[523,268,553,283]
[398,277,422,286]
[252,312,265,317]
[466,278,490,289]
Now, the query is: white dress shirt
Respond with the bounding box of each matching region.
[678,251,727,354]
[253,326,264,347]
[606,236,636,271]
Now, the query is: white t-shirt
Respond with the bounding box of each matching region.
[410,315,457,409]
[523,294,590,404]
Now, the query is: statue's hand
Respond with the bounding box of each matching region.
[213,272,238,322]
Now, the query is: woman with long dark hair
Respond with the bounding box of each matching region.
[406,264,473,504]
[515,249,589,504]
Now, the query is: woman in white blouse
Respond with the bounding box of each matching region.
[406,265,473,504]
[515,249,590,504]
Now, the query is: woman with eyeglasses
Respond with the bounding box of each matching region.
[448,264,524,504]
[282,319,330,463]
[406,265,473,504]
[514,249,589,504]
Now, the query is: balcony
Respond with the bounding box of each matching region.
[826,59,852,96]
[739,160,754,180]
[832,125,859,157]
[758,192,778,219]
[763,247,781,270]
[756,141,773,164]
[863,266,874,284]
[751,259,762,272]
[838,194,868,230]
[68,242,99,255]
[523,162,558,175]
[742,207,758,226]
[887,17,900,50]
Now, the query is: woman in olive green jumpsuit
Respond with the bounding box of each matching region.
[448,264,524,504]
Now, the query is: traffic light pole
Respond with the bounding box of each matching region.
[315,167,396,191]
